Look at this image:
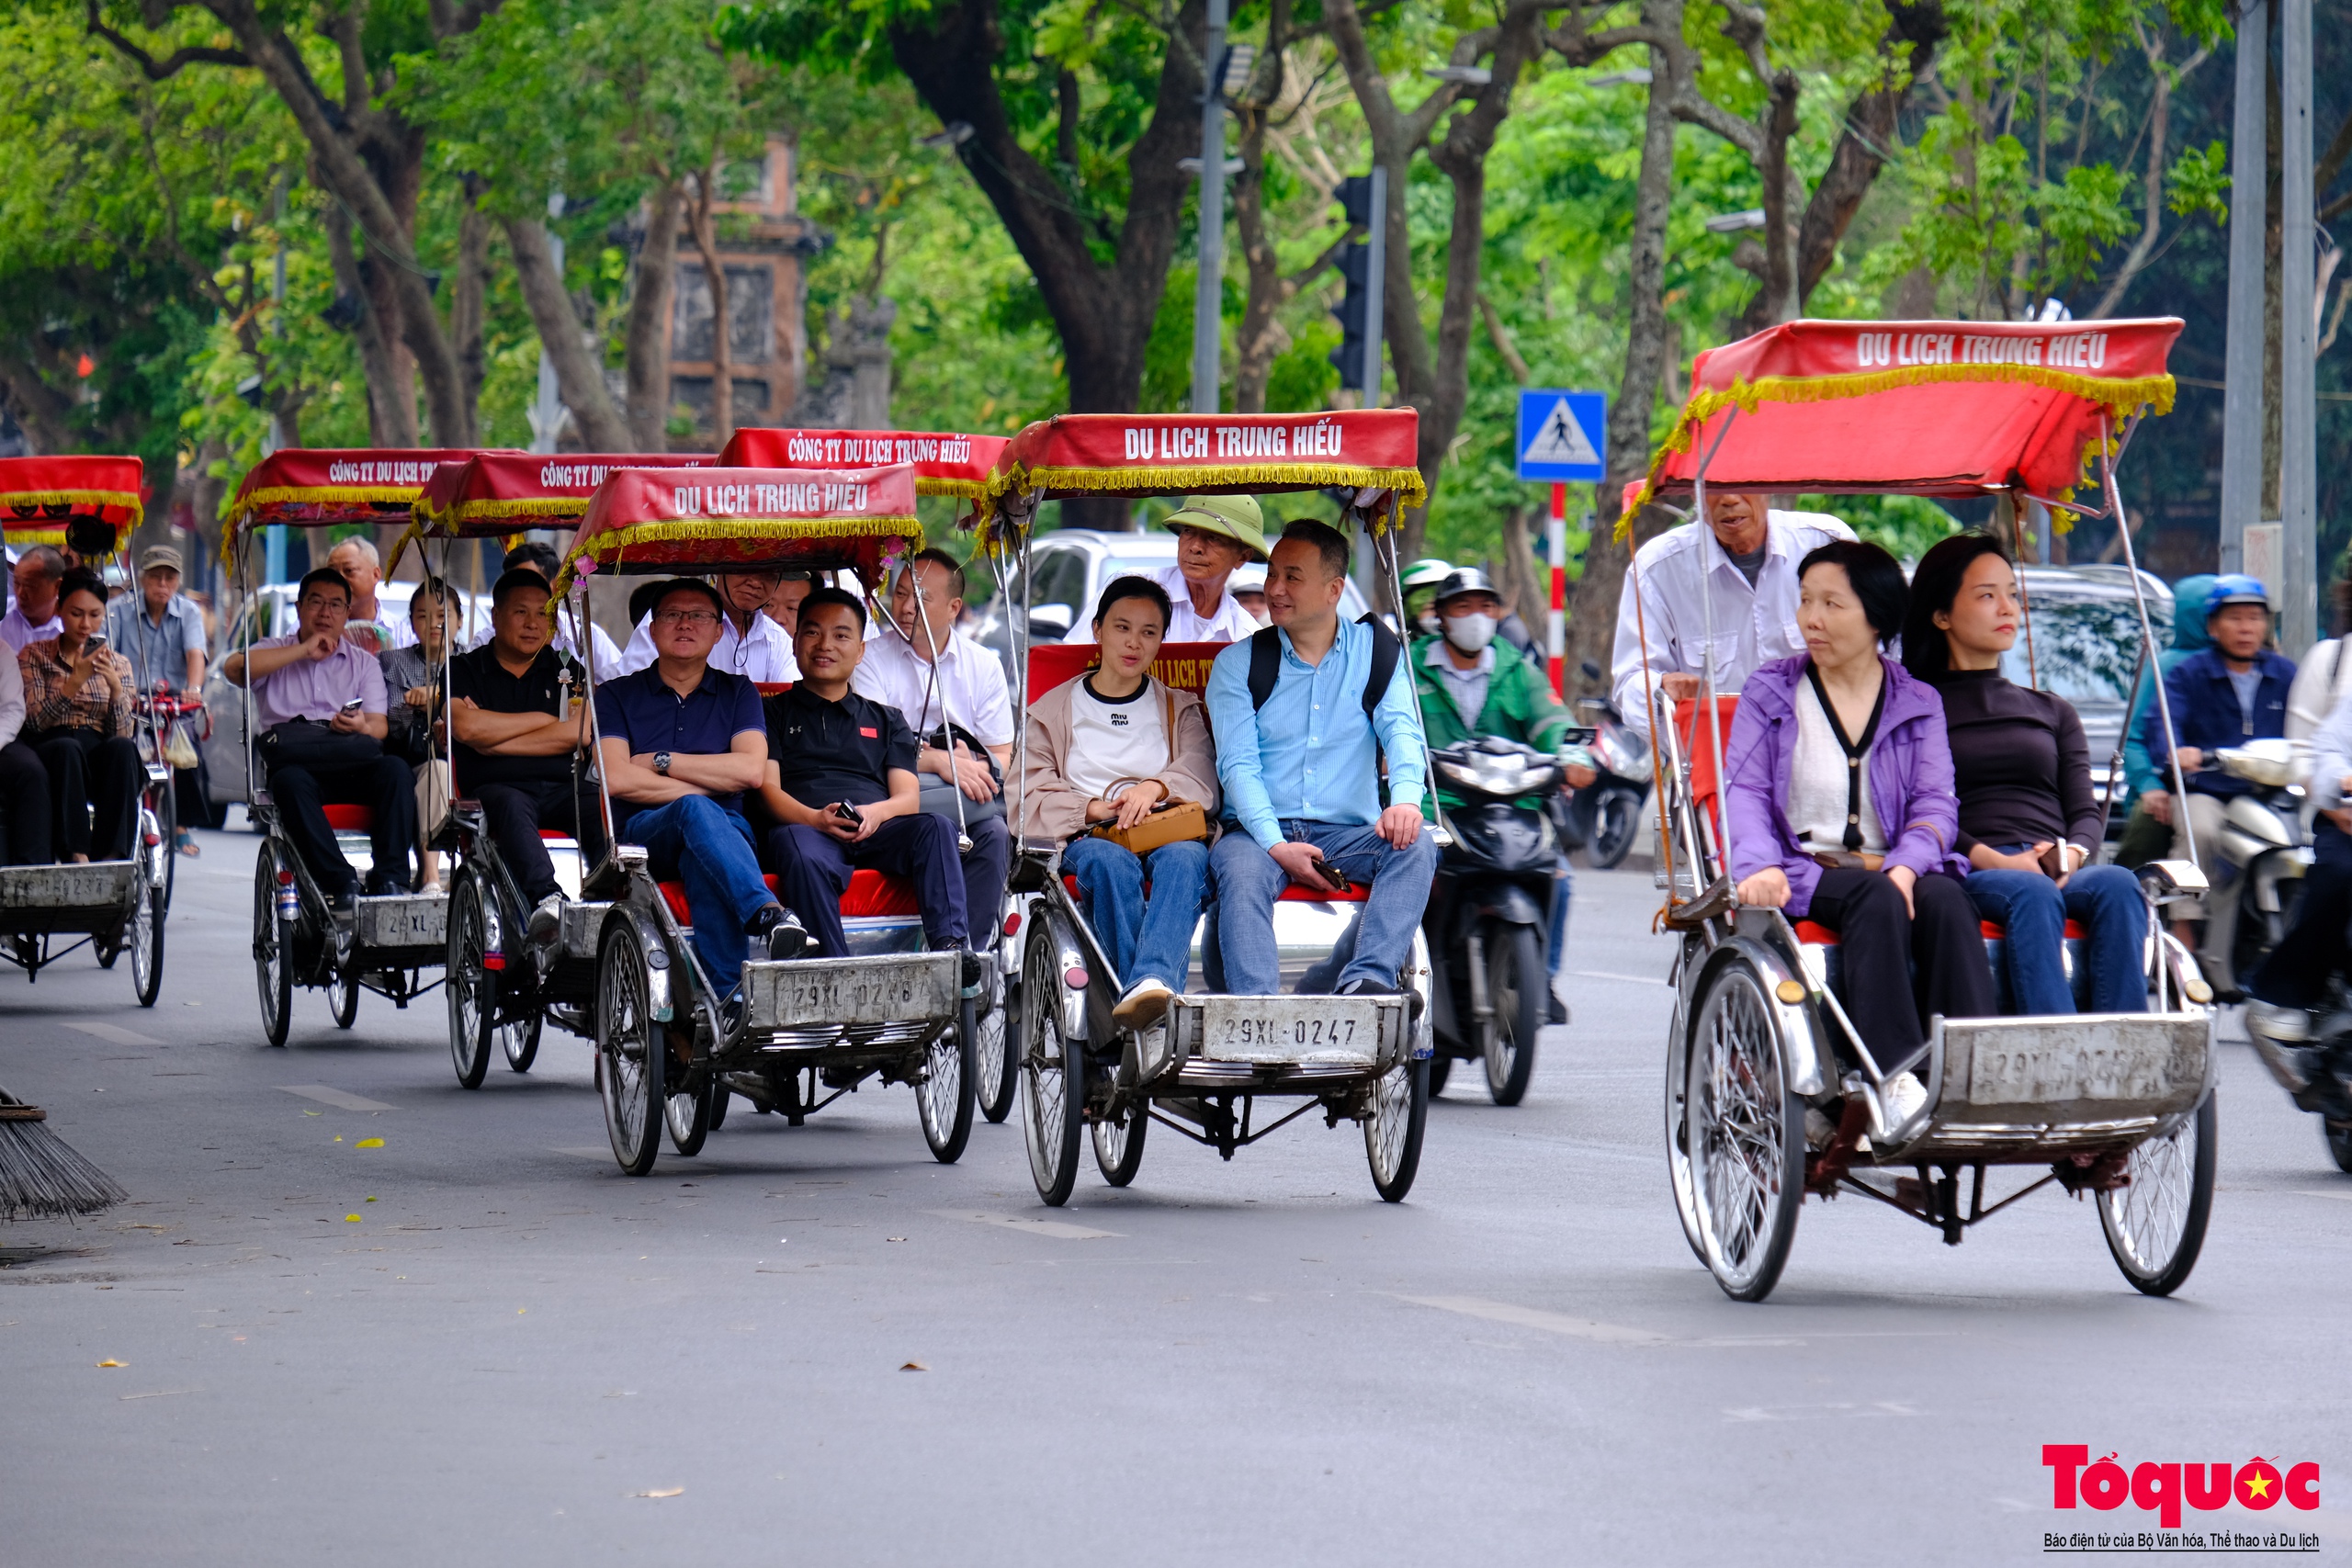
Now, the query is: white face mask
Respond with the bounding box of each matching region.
[1442,611,1497,654]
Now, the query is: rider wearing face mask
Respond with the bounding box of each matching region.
[1410,569,1596,1016]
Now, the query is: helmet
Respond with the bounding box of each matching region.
[1433,566,1500,610]
[2206,573,2271,615]
[1158,494,1268,561]
[1400,558,1455,593]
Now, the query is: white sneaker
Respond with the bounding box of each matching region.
[2246,1000,2312,1043]
[526,894,563,945]
[1112,976,1174,1030]
[1881,1070,1928,1130]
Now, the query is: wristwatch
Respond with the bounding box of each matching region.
[653,751,672,776]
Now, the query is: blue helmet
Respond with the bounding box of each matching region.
[2205,573,2270,616]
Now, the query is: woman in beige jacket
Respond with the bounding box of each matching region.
[1019,575,1220,1028]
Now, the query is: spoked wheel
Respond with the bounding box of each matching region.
[1482,920,1544,1107]
[1588,783,1645,869]
[447,876,494,1089]
[1091,1099,1148,1187]
[253,846,291,1049]
[329,970,360,1030]
[155,792,179,912]
[975,992,1016,1124]
[2100,1091,2217,1296]
[2326,1118,2352,1175]
[1021,925,1082,1205]
[707,1080,729,1131]
[130,844,164,1008]
[1427,1053,1453,1097]
[665,1069,716,1157]
[1685,963,1803,1302]
[502,1014,542,1074]
[596,925,662,1177]
[916,994,977,1164]
[1364,1057,1430,1202]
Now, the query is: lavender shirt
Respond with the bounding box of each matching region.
[249,633,389,728]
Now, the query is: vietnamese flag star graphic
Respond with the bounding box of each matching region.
[2237,1459,2284,1509]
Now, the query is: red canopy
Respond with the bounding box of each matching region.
[1622,318,2180,534]
[550,465,921,599]
[391,450,714,573]
[978,410,1425,536]
[228,447,510,538]
[718,428,1007,499]
[0,455,143,551]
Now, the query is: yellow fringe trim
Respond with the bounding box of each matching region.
[1613,365,2177,540]
[980,460,1428,517]
[0,525,67,546]
[548,513,923,601]
[0,488,142,517]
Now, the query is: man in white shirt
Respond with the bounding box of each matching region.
[616,566,797,684]
[1609,492,1853,739]
[854,549,1015,807]
[2,546,65,653]
[1072,493,1266,647]
[328,536,415,656]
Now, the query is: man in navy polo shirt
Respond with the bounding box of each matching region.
[594,578,806,1011]
[755,587,975,973]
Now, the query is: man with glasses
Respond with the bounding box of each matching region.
[106,544,209,857]
[224,566,416,907]
[595,578,806,1026]
[450,568,605,943]
[616,566,796,683]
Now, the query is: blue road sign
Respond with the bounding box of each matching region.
[1516,389,1607,482]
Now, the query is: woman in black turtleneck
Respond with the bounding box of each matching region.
[1901,533,2147,1014]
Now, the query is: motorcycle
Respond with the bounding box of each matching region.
[1558,661,1651,870]
[2186,739,2309,1001]
[1421,735,1577,1105]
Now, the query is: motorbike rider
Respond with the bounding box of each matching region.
[1610,491,1852,739]
[1410,568,1594,1021]
[2113,575,2215,870]
[2139,574,2296,939]
[2245,690,2352,1047]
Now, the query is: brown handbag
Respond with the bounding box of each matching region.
[1084,683,1212,853]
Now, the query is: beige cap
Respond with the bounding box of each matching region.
[138,545,183,575]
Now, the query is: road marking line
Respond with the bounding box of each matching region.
[1566,969,1668,987]
[1398,1295,1668,1345]
[69,1021,163,1046]
[1723,1400,1921,1422]
[926,1210,1121,1240]
[2293,1189,2352,1203]
[552,1146,612,1159]
[119,1388,204,1402]
[278,1086,395,1111]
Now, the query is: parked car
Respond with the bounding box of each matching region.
[201,580,492,817]
[2002,563,2174,831]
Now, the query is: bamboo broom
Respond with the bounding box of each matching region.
[0,1085,127,1220]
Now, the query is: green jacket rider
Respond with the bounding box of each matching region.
[1409,567,1594,816]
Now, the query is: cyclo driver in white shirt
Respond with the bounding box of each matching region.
[1070,493,1265,648]
[1610,491,1853,738]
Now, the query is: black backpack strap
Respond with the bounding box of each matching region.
[1357,613,1403,722]
[1247,626,1283,712]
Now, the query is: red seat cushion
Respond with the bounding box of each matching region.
[322,804,373,831]
[657,880,692,924]
[1793,919,1838,945]
[538,829,573,841]
[1804,916,2088,946]
[659,869,920,928]
[1978,919,2089,940]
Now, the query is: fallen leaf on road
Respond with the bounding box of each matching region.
[899,1361,927,1372]
[345,1214,362,1223]
[355,1138,383,1149]
[96,1360,123,1368]
[631,1488,684,1499]
[303,1111,319,1116]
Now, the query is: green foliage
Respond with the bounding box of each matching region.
[2167,139,2230,221]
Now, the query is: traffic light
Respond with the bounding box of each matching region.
[1329,175,1375,389]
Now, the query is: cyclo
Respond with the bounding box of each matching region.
[397,448,709,1087]
[225,447,487,1044]
[1626,316,2219,1301]
[716,424,1019,1123]
[976,410,1436,1203]
[547,461,992,1174]
[0,456,170,1005]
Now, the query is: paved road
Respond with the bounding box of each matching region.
[2,827,2346,1565]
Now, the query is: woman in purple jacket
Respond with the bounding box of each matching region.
[1724,540,1996,1120]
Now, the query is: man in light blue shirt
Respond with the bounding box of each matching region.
[1206,518,1434,998]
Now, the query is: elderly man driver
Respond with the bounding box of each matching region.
[327,536,414,656]
[1609,491,1851,738]
[1072,493,1265,647]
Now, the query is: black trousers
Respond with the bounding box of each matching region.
[1805,866,1996,1077]
[2250,818,2352,1008]
[0,740,52,864]
[24,728,141,861]
[266,754,417,899]
[476,777,608,904]
[763,812,970,957]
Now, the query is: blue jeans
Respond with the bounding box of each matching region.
[1966,860,2147,1014]
[1211,818,1438,996]
[620,795,777,998]
[1547,868,1571,976]
[1063,834,1209,993]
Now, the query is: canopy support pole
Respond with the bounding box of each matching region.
[908,566,975,857]
[1691,409,1739,884]
[574,576,617,856]
[2102,412,2199,877]
[1369,494,1452,852]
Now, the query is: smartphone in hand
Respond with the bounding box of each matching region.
[831,801,863,829]
[339,697,365,716]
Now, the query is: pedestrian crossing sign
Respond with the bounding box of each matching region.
[1516,389,1607,482]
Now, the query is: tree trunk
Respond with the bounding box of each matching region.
[1231,5,1293,415]
[505,218,634,454]
[686,170,734,448]
[1756,73,1804,326]
[1564,3,1683,686]
[625,181,683,450]
[325,211,415,446]
[451,183,491,433]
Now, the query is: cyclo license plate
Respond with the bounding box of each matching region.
[754,955,954,1029]
[1188,997,1385,1065]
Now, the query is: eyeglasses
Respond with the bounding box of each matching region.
[654,609,719,628]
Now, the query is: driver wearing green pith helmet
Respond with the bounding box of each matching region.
[1410,568,1595,1016]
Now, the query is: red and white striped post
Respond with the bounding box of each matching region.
[1547,481,1567,697]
